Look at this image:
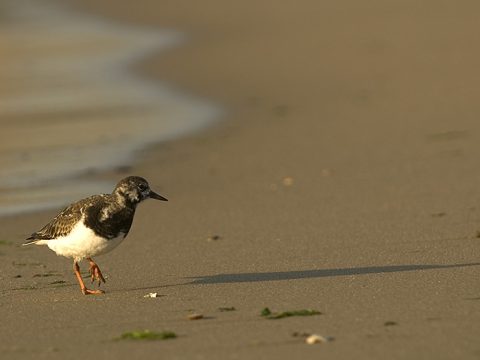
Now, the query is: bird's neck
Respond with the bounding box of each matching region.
[113,191,139,208]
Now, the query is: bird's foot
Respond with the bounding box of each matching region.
[74,260,105,295]
[89,262,106,286]
[82,288,105,295]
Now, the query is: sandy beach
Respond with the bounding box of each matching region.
[1,0,480,359]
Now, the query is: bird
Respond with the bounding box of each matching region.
[23,176,167,295]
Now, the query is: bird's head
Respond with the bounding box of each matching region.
[113,176,168,205]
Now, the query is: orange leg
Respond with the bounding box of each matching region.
[87,257,106,286]
[73,261,104,295]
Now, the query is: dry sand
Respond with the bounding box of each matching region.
[1,0,480,359]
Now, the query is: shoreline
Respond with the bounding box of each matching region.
[0,0,220,216]
[1,1,480,359]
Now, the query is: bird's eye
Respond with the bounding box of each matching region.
[138,183,147,191]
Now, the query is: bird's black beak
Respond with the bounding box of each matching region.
[149,191,168,201]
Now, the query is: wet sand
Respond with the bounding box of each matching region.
[1,0,480,359]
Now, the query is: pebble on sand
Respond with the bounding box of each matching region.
[207,235,222,242]
[188,313,204,320]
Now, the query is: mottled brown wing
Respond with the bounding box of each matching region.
[24,195,103,242]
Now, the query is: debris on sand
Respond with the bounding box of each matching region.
[49,280,66,285]
[305,334,329,345]
[218,306,236,312]
[119,330,176,341]
[292,332,333,344]
[207,235,222,242]
[282,177,294,187]
[384,321,398,326]
[143,292,161,298]
[188,313,204,320]
[260,307,322,319]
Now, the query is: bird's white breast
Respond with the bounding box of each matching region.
[45,221,126,261]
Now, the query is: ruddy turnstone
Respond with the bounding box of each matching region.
[23,176,167,295]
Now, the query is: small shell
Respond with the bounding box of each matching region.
[143,292,159,298]
[305,334,327,345]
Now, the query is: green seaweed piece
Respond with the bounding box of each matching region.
[119,330,176,341]
[261,308,321,319]
[261,307,272,317]
[218,307,236,312]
